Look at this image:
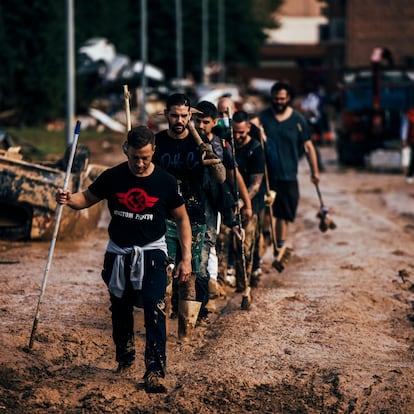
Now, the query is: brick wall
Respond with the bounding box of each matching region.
[346,0,414,66]
[280,0,323,17]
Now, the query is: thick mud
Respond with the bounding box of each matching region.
[1,142,414,413]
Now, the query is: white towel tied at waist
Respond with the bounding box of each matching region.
[106,236,168,298]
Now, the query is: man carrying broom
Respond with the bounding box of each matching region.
[259,81,320,270]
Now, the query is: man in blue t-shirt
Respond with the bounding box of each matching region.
[260,81,320,255]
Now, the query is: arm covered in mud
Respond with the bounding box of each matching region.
[170,204,192,283]
[56,188,101,210]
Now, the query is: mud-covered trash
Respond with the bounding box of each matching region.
[0,143,106,241]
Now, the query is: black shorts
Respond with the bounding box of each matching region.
[271,180,299,222]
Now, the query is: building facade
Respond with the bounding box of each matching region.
[236,0,328,94]
[238,0,414,96]
[320,0,414,89]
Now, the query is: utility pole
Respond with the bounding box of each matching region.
[140,0,147,124]
[175,0,183,79]
[217,0,225,83]
[202,0,209,84]
[65,0,75,146]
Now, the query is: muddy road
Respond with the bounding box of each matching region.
[1,143,414,413]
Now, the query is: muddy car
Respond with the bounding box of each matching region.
[0,139,107,241]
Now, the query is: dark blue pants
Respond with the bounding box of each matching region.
[102,249,168,375]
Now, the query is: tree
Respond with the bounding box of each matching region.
[0,1,66,125]
[0,0,283,125]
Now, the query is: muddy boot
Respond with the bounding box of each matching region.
[177,275,199,342]
[208,278,218,299]
[241,286,252,311]
[250,268,262,288]
[272,246,293,273]
[178,275,197,301]
[177,300,201,342]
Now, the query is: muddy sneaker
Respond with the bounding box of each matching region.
[250,268,262,288]
[196,315,211,327]
[252,267,262,278]
[216,280,227,299]
[225,267,236,287]
[208,278,219,299]
[144,371,167,393]
[116,360,134,374]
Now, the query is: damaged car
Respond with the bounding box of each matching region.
[0,131,106,241]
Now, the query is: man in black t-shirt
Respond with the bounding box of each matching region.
[232,111,265,300]
[56,126,192,393]
[154,93,228,335]
[194,100,252,319]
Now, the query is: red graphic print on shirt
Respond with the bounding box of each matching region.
[116,188,159,213]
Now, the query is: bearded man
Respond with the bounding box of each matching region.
[259,81,320,256]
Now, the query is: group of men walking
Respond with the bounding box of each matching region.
[56,81,320,393]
